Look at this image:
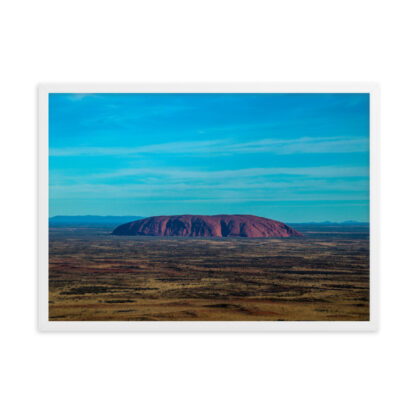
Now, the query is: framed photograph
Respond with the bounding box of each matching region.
[38,83,379,331]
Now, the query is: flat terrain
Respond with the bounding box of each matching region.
[49,225,369,321]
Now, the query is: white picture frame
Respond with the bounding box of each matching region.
[38,83,379,332]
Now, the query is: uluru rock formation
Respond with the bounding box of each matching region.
[112,215,302,238]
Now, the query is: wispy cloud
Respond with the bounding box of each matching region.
[49,139,224,156]
[50,181,369,202]
[50,165,369,202]
[87,165,369,181]
[50,135,368,157]
[227,136,368,154]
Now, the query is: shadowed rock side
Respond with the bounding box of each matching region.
[112,215,303,238]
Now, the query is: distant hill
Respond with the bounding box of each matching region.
[113,214,303,238]
[289,221,369,226]
[49,215,144,227]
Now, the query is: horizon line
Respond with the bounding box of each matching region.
[48,214,369,223]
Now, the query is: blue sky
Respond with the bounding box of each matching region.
[49,93,369,222]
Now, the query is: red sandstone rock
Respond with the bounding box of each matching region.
[112,215,302,238]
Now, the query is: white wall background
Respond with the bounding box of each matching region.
[1,1,415,415]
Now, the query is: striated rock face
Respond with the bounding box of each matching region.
[112,215,303,238]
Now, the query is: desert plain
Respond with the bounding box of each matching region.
[48,223,369,321]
